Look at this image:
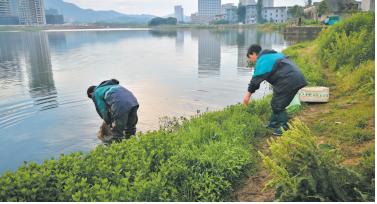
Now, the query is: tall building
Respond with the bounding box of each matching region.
[0,0,18,24]
[221,3,234,14]
[0,0,11,16]
[9,0,17,16]
[174,5,184,22]
[240,0,256,6]
[198,0,221,23]
[262,0,274,7]
[18,0,46,25]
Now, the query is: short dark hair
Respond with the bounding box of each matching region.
[247,44,262,57]
[87,86,97,98]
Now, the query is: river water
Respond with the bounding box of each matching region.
[0,28,290,172]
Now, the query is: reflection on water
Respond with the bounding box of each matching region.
[0,32,57,130]
[283,32,318,44]
[0,29,290,173]
[196,30,221,77]
[25,33,58,111]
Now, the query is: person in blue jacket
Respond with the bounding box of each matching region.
[87,79,139,142]
[243,44,307,136]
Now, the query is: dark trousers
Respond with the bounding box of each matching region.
[269,89,300,129]
[111,105,139,140]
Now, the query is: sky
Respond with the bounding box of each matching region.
[63,0,316,16]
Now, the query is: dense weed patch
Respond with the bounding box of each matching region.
[259,120,374,202]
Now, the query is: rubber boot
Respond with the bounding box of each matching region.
[273,111,289,136]
[125,128,136,139]
[266,112,279,129]
[278,111,289,131]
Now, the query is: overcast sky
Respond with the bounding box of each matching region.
[63,0,317,16]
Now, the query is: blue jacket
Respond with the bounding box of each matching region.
[92,79,139,125]
[248,50,307,94]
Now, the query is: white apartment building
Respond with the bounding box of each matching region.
[245,5,257,24]
[262,6,288,23]
[18,0,46,25]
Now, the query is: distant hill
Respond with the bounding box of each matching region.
[44,0,156,24]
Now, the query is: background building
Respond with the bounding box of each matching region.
[197,0,221,24]
[0,0,19,25]
[45,8,64,24]
[240,0,256,6]
[245,5,257,24]
[0,0,11,16]
[221,3,234,14]
[262,0,274,7]
[18,0,46,25]
[221,3,237,23]
[262,6,288,23]
[174,5,184,23]
[224,6,238,23]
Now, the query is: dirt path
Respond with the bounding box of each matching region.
[232,137,276,202]
[233,102,328,202]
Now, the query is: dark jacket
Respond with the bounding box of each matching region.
[92,79,139,125]
[248,50,307,94]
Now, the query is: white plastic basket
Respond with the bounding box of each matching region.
[299,87,330,103]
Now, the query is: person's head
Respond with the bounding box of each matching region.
[247,44,262,63]
[87,86,97,99]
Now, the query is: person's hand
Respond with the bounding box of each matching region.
[243,92,252,106]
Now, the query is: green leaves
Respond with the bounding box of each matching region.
[0,100,271,201]
[260,120,374,202]
[318,12,375,70]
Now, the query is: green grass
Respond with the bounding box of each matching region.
[0,99,272,202]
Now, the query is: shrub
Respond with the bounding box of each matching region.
[0,99,271,202]
[259,120,374,202]
[318,12,375,70]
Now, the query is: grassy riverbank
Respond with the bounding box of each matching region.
[260,12,375,201]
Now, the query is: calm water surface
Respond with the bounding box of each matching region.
[0,28,290,172]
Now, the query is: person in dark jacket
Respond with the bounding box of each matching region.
[243,44,307,136]
[87,79,139,142]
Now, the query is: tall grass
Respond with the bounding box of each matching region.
[318,12,375,70]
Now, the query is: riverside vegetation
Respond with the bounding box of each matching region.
[0,12,374,202]
[260,12,375,201]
